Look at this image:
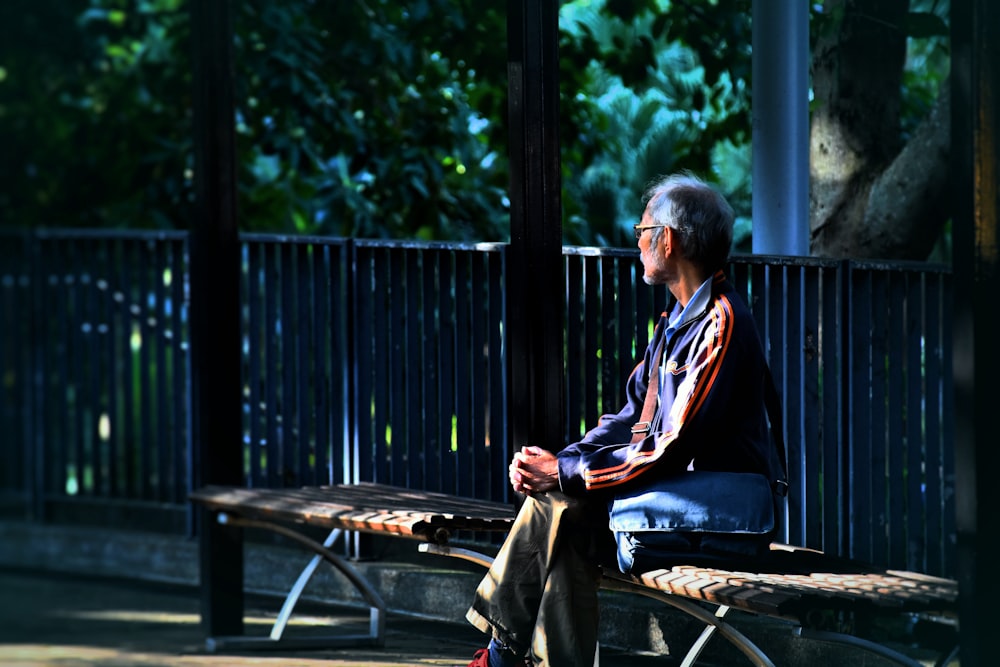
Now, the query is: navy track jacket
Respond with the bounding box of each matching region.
[556,271,776,497]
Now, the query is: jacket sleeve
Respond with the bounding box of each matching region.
[557,295,746,496]
[556,314,666,494]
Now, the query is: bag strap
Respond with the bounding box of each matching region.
[628,321,789,498]
[630,333,665,443]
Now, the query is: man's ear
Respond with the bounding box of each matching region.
[662,226,673,255]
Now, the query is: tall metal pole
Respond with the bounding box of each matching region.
[951,1,1000,664]
[505,0,565,465]
[752,0,809,256]
[190,0,244,637]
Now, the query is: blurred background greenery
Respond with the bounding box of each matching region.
[0,0,950,257]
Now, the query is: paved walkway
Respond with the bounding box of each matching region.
[0,569,675,667]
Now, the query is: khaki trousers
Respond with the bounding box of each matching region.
[466,491,612,667]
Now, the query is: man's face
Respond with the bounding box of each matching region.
[637,209,669,286]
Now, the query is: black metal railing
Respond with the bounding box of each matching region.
[0,229,955,577]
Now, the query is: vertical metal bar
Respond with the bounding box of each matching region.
[750,263,767,341]
[279,243,297,486]
[488,249,508,503]
[437,251,456,494]
[153,240,170,502]
[505,0,564,463]
[264,244,281,487]
[190,0,243,637]
[121,240,139,497]
[938,271,955,577]
[802,265,821,548]
[887,272,907,568]
[29,233,46,521]
[106,238,122,499]
[869,270,888,566]
[65,239,85,500]
[170,238,188,506]
[903,273,925,572]
[388,248,407,487]
[328,241,347,486]
[138,241,155,500]
[372,248,390,484]
[310,243,330,484]
[920,271,943,575]
[311,244,330,486]
[471,252,488,497]
[821,263,842,554]
[103,239,119,499]
[565,255,584,443]
[765,265,788,536]
[353,245,374,485]
[599,258,616,433]
[784,264,804,546]
[583,257,600,422]
[52,240,71,501]
[404,249,423,489]
[454,252,472,496]
[82,238,102,499]
[296,244,313,485]
[1,232,23,510]
[616,257,634,410]
[849,268,873,563]
[422,249,442,492]
[246,242,264,488]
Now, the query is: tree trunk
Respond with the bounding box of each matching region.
[809,0,950,260]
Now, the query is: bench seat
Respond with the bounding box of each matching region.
[190,483,958,666]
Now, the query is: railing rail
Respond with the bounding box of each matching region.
[0,229,955,577]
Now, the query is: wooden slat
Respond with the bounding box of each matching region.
[190,483,515,543]
[623,547,958,623]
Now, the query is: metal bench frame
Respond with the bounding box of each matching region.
[191,484,959,666]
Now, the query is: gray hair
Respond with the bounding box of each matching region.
[642,173,735,274]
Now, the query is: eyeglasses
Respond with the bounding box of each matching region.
[633,224,669,240]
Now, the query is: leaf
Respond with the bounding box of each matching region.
[905,12,948,39]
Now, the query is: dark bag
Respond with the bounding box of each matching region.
[608,470,776,573]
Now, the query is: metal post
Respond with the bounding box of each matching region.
[505,0,565,467]
[951,1,1000,664]
[751,0,809,256]
[190,0,244,637]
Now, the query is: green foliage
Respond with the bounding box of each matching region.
[559,0,752,248]
[0,0,192,228]
[0,0,944,252]
[232,0,510,240]
[1,0,755,243]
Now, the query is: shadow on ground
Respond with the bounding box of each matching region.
[0,570,685,667]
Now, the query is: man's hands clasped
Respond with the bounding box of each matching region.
[509,445,559,495]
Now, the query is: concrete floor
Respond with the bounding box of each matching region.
[0,569,680,667]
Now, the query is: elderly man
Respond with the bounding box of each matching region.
[463,173,781,667]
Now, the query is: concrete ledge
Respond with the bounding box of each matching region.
[0,520,941,666]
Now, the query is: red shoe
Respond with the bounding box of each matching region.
[467,648,491,667]
[466,646,532,667]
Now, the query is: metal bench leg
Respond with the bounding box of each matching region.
[796,628,935,667]
[205,514,386,652]
[680,604,731,667]
[270,527,345,640]
[599,576,775,667]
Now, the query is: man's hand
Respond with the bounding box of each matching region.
[509,445,559,495]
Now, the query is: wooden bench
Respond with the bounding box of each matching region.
[190,483,959,666]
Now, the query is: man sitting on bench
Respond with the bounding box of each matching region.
[461,173,784,667]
